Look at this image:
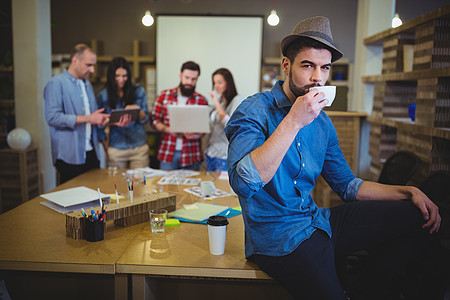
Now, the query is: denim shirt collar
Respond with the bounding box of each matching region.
[62,68,83,84]
[272,80,292,109]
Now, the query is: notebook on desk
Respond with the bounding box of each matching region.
[40,186,111,214]
[168,104,211,133]
[168,202,228,222]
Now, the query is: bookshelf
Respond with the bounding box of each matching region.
[364,4,450,185]
[325,59,352,112]
[0,147,41,213]
[0,65,14,148]
[90,39,155,84]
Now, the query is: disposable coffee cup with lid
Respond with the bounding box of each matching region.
[207,215,229,255]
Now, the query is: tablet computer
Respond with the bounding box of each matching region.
[108,108,140,123]
[168,105,211,133]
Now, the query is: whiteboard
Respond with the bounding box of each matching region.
[156,15,263,102]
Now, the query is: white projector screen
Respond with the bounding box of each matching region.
[156,15,263,102]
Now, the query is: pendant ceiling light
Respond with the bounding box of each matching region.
[267,0,279,26]
[142,0,154,27]
[391,0,402,28]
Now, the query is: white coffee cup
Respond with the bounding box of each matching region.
[207,215,229,255]
[309,86,336,107]
[201,181,216,197]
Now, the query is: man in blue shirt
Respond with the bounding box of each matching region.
[44,44,110,184]
[226,16,441,299]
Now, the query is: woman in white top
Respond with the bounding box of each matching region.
[206,68,244,172]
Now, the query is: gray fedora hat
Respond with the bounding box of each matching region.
[280,16,343,62]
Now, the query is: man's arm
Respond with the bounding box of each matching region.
[356,181,441,233]
[75,108,109,126]
[251,90,327,183]
[154,121,171,134]
[151,92,171,134]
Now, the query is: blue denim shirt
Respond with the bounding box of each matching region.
[44,69,100,165]
[97,85,149,149]
[225,81,363,258]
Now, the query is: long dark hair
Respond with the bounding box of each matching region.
[211,68,237,109]
[106,57,135,108]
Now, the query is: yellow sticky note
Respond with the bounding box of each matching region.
[166,219,180,226]
[109,194,125,201]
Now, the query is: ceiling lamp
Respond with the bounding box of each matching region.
[267,10,279,26]
[267,0,279,26]
[392,12,402,28]
[142,10,154,27]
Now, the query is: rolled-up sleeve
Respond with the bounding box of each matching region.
[342,178,364,202]
[229,153,265,199]
[226,98,269,199]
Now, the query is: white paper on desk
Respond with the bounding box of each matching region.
[157,176,201,186]
[167,169,200,178]
[184,187,232,200]
[40,186,110,207]
[40,200,102,214]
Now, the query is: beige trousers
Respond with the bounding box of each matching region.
[107,144,149,169]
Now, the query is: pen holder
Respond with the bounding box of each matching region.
[85,219,105,242]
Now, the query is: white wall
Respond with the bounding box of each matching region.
[156,15,263,100]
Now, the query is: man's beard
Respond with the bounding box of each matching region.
[288,68,319,98]
[179,82,195,97]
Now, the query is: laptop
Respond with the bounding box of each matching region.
[168,104,211,133]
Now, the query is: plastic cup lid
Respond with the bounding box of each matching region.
[207,215,229,226]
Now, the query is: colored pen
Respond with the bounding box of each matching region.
[114,179,119,204]
[81,207,87,217]
[144,176,148,198]
[91,209,97,221]
[97,188,103,208]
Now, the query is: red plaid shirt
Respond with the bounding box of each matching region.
[151,87,208,167]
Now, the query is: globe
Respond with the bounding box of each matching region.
[7,128,31,150]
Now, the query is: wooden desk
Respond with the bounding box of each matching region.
[0,169,145,299]
[0,169,291,300]
[116,175,281,299]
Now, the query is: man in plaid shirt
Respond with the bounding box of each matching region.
[152,61,208,170]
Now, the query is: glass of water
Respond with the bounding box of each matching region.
[150,208,167,233]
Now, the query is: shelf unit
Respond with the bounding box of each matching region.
[0,65,14,148]
[0,147,41,213]
[90,39,155,84]
[325,58,352,112]
[364,4,450,185]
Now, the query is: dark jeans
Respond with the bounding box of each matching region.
[252,201,431,300]
[55,150,99,184]
[159,150,202,171]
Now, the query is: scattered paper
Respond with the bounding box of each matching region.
[157,176,201,186]
[184,187,232,200]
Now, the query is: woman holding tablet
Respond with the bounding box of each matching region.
[206,68,244,172]
[97,57,150,169]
